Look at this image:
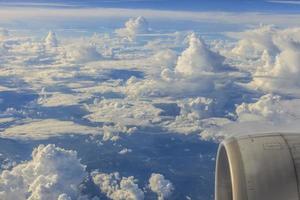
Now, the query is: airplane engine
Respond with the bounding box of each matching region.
[215,133,300,200]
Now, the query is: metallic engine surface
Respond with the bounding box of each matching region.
[215,133,300,200]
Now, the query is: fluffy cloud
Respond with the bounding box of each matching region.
[252,49,300,91]
[149,173,174,200]
[151,49,178,69]
[118,148,132,155]
[116,16,149,39]
[85,98,163,127]
[4,15,300,200]
[200,94,300,141]
[164,97,215,134]
[231,26,300,57]
[178,97,214,120]
[175,33,225,76]
[92,172,144,200]
[160,68,175,82]
[125,74,216,98]
[236,94,285,121]
[231,25,279,58]
[67,44,102,63]
[0,144,87,200]
[230,26,300,92]
[37,92,91,107]
[0,28,9,40]
[102,124,137,141]
[45,31,58,47]
[1,119,100,140]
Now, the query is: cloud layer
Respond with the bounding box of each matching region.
[0,144,87,200]
[2,12,300,200]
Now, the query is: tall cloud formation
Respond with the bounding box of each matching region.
[236,94,285,122]
[45,31,58,47]
[116,16,149,39]
[92,172,144,200]
[0,28,9,40]
[230,26,300,92]
[253,49,300,92]
[175,33,225,76]
[149,173,174,200]
[0,144,87,200]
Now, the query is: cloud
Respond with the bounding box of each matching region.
[37,92,90,107]
[252,49,300,92]
[125,33,234,101]
[1,18,300,146]
[149,173,174,200]
[116,16,149,39]
[164,97,229,135]
[102,124,137,141]
[178,97,214,119]
[230,25,279,58]
[1,119,100,140]
[160,68,175,82]
[229,26,300,57]
[152,49,178,69]
[0,28,9,40]
[67,44,102,63]
[85,98,163,127]
[236,94,285,121]
[0,144,87,200]
[3,7,300,27]
[229,26,300,92]
[267,0,300,5]
[118,148,132,155]
[92,171,144,200]
[4,12,300,199]
[45,31,58,47]
[175,33,225,76]
[57,194,72,200]
[200,94,300,141]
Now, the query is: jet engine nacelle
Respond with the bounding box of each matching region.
[215,133,300,200]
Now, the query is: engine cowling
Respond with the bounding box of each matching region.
[215,133,300,200]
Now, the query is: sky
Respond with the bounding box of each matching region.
[1,0,300,12]
[2,0,300,32]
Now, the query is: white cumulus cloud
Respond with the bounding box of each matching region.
[116,16,149,40]
[45,31,58,47]
[0,144,87,200]
[230,26,300,92]
[236,94,285,122]
[149,173,174,200]
[67,44,102,63]
[1,119,100,140]
[175,33,225,76]
[92,171,144,200]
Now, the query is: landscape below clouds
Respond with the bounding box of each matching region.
[1,4,300,199]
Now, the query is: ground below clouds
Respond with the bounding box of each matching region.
[1,18,300,199]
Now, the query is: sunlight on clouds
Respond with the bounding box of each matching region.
[45,31,58,47]
[0,144,87,200]
[1,8,300,199]
[92,171,144,200]
[1,119,100,140]
[175,33,225,76]
[116,16,150,41]
[2,21,300,142]
[149,173,174,200]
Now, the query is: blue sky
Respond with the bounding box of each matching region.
[1,0,300,12]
